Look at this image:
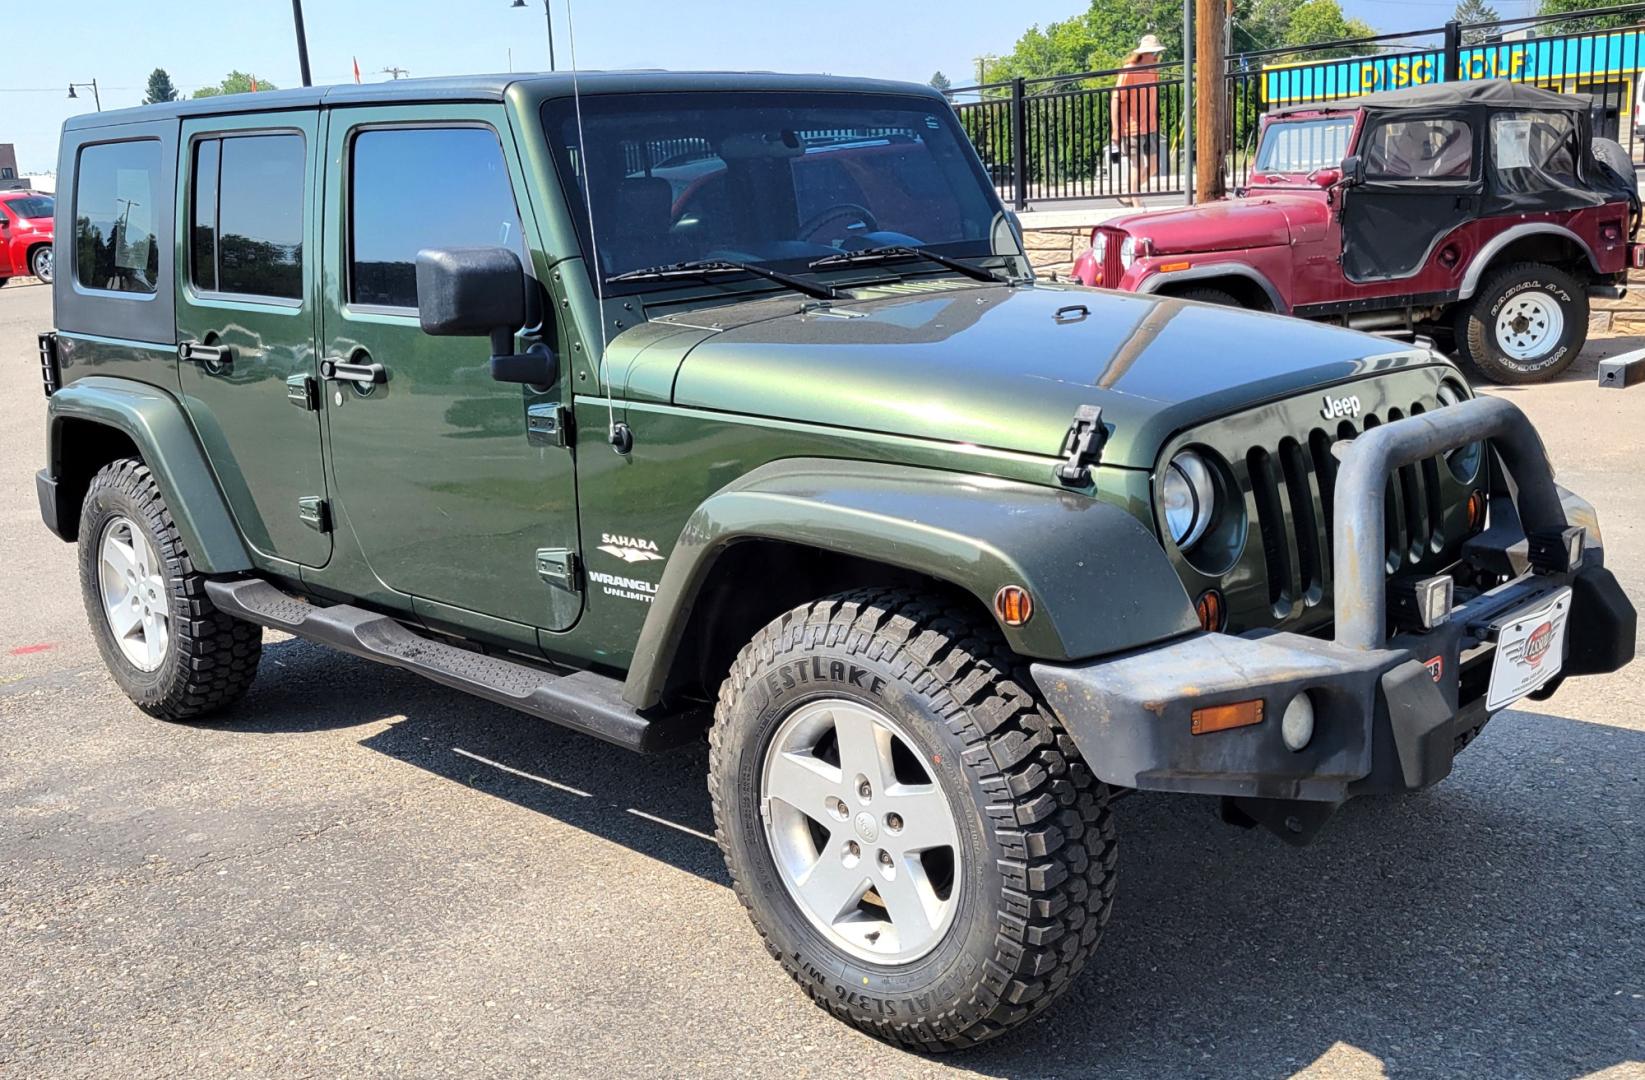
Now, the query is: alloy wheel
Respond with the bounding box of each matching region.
[760,698,962,965]
[98,516,170,671]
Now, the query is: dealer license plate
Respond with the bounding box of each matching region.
[1485,587,1572,711]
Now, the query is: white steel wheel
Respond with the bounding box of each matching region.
[761,697,961,965]
[1493,290,1564,361]
[98,515,170,672]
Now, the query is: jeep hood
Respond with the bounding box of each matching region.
[645,283,1440,469]
[1108,193,1328,255]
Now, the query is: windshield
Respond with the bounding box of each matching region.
[3,195,53,220]
[542,91,1012,290]
[1255,118,1355,174]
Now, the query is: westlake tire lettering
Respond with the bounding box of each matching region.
[762,657,888,699]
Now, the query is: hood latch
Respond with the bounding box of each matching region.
[1055,405,1105,486]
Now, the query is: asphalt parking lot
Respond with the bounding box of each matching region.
[1,276,1642,1079]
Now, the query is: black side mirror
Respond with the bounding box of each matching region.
[415,246,559,386]
[1340,154,1365,186]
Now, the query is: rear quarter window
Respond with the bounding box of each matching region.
[74,140,163,294]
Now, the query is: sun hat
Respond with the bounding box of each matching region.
[1130,34,1166,57]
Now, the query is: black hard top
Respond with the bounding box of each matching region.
[63,70,943,130]
[1273,78,1589,117]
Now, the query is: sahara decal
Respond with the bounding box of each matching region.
[597,533,664,564]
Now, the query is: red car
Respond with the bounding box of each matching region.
[1072,81,1639,383]
[0,189,55,285]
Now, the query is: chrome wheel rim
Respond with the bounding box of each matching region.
[760,697,962,965]
[98,516,169,671]
[1495,292,1563,362]
[33,248,52,282]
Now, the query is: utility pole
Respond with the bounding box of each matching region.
[1194,0,1229,200]
[291,0,313,88]
[381,66,411,80]
[1182,0,1194,204]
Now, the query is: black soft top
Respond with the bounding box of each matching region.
[1273,78,1590,118]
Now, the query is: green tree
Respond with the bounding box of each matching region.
[192,71,278,99]
[1454,0,1500,45]
[929,71,952,93]
[1535,0,1635,31]
[143,68,179,105]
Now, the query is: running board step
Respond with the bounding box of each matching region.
[204,578,698,752]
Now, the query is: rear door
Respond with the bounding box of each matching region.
[1342,113,1481,282]
[317,105,580,632]
[175,113,331,568]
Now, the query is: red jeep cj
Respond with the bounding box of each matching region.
[1073,81,1641,383]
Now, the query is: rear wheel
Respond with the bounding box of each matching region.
[78,459,262,720]
[1456,261,1587,384]
[30,245,53,283]
[708,589,1117,1051]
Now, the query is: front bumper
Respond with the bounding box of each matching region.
[1030,397,1636,831]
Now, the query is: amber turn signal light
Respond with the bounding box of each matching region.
[1195,589,1225,632]
[994,585,1034,627]
[1190,699,1264,735]
[1466,489,1487,532]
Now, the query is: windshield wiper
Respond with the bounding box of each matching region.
[606,259,838,300]
[808,245,1009,284]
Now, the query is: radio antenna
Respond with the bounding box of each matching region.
[564,0,628,453]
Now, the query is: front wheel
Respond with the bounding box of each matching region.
[708,589,1116,1051]
[30,245,53,283]
[1455,261,1587,384]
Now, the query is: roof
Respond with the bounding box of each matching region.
[62,70,944,131]
[1271,78,1590,117]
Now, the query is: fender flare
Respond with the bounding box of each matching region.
[1458,223,1601,300]
[44,377,252,573]
[1137,262,1289,313]
[622,457,1197,709]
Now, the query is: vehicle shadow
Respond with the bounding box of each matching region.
[224,639,1643,1078]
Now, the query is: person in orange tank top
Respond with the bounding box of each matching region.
[1110,35,1165,207]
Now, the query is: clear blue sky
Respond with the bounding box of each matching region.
[4,0,1540,174]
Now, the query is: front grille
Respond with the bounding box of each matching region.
[1096,228,1124,288]
[1244,405,1450,619]
[1158,370,1477,635]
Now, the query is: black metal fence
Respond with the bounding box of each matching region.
[950,2,1645,208]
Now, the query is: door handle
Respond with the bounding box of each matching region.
[178,341,232,364]
[321,358,387,387]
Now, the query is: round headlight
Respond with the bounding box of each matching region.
[1119,235,1138,269]
[1091,232,1107,262]
[1436,379,1482,482]
[1161,450,1216,549]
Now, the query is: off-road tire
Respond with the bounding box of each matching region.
[30,245,53,284]
[1455,261,1587,385]
[708,588,1117,1052]
[78,459,262,719]
[1176,286,1241,307]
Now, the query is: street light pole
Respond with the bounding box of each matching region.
[68,80,101,111]
[511,0,556,71]
[291,0,314,88]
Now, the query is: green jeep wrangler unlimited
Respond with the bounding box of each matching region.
[37,73,1635,1051]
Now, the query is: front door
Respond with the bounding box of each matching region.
[1342,113,1481,283]
[175,113,331,568]
[318,106,580,631]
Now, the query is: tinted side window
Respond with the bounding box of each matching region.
[1363,119,1473,180]
[191,134,305,300]
[75,140,162,294]
[350,127,522,309]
